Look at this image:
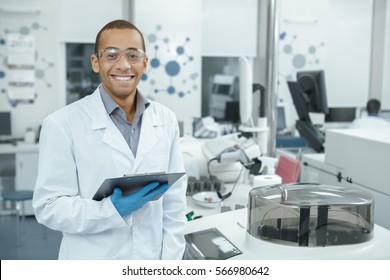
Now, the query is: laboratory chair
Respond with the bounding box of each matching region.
[2,190,34,246]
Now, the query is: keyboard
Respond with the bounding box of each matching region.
[202,134,239,159]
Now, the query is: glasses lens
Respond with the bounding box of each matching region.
[125,49,144,63]
[101,48,120,62]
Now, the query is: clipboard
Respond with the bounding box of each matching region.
[92,172,186,201]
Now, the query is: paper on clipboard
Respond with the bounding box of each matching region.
[92,172,186,201]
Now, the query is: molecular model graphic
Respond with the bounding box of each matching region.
[142,25,199,98]
[278,31,325,82]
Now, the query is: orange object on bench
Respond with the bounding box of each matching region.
[275,155,302,184]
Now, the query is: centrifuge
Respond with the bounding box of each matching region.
[247,183,374,247]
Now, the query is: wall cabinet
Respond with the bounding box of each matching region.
[15,151,39,190]
[15,151,39,216]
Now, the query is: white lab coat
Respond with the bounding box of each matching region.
[33,87,187,259]
[350,116,390,129]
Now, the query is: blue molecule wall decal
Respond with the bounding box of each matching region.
[143,25,198,98]
[279,32,324,82]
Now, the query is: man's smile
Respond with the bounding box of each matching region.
[111,74,134,82]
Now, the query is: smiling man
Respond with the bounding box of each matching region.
[91,22,147,123]
[33,20,187,260]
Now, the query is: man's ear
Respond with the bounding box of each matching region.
[91,54,99,73]
[142,56,149,72]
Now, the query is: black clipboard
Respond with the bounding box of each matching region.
[92,172,186,201]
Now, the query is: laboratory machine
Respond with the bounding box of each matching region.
[248,183,374,247]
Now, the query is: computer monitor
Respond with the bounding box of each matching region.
[287,81,311,122]
[212,75,235,96]
[0,112,11,137]
[296,70,328,115]
[325,107,357,122]
[224,101,240,123]
[287,70,328,153]
[238,56,253,125]
[209,74,235,120]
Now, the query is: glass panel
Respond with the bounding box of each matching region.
[66,43,100,104]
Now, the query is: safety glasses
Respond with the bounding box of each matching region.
[95,47,146,64]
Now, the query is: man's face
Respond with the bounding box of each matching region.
[91,28,148,101]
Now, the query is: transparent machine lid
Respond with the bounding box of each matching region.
[247,183,374,247]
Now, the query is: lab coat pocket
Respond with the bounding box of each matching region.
[60,231,119,260]
[148,154,169,173]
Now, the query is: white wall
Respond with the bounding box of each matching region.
[382,1,390,109]
[327,0,372,107]
[202,0,258,57]
[277,0,373,128]
[369,0,387,102]
[57,0,123,43]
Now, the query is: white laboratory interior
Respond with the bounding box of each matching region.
[1,0,390,260]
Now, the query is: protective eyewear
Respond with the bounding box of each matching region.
[95,47,146,64]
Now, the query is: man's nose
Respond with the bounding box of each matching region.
[116,53,132,68]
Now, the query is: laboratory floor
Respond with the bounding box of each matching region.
[0,214,62,260]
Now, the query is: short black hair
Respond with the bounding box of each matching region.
[366,98,381,115]
[94,19,146,53]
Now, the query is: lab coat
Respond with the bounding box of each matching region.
[350,116,390,129]
[33,87,187,259]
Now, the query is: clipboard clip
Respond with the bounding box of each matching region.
[123,172,166,177]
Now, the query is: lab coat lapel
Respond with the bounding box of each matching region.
[132,108,162,171]
[101,121,131,157]
[89,89,132,159]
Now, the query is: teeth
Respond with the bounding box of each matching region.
[114,76,131,81]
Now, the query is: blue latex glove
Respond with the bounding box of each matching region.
[110,181,169,217]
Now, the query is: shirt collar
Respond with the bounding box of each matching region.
[99,85,150,117]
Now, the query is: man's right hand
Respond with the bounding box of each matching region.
[110,181,169,217]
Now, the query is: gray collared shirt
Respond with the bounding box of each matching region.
[99,85,150,157]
